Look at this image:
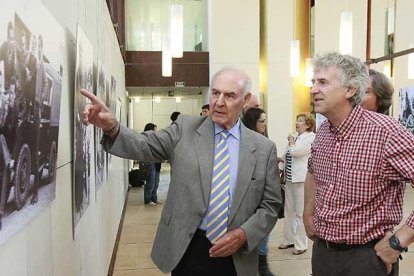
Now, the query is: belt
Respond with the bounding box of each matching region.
[318,238,380,251]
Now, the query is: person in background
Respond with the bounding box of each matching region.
[143,123,160,206]
[242,94,261,115]
[242,107,275,276]
[80,67,281,275]
[278,113,315,256]
[361,69,394,115]
[170,111,180,124]
[304,52,414,276]
[201,104,210,116]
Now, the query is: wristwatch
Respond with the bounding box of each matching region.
[389,234,408,252]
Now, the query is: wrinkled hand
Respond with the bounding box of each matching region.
[303,212,316,240]
[209,228,247,257]
[80,89,118,132]
[375,231,399,274]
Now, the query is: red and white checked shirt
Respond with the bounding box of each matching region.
[308,105,414,244]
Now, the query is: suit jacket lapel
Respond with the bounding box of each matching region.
[229,124,256,224]
[194,117,215,207]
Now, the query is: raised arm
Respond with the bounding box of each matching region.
[80,88,119,139]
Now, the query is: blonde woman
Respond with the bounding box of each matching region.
[279,113,315,255]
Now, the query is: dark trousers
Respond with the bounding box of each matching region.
[172,229,237,276]
[144,164,156,204]
[312,237,399,276]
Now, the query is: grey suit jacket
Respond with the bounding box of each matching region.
[103,115,282,276]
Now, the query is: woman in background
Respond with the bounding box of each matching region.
[361,69,394,114]
[243,107,274,276]
[143,123,161,206]
[278,113,315,255]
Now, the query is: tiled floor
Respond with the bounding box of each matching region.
[113,169,414,276]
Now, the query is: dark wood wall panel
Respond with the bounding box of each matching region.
[125,51,209,87]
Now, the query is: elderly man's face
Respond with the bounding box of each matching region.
[210,71,250,130]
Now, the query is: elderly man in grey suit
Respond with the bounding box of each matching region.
[81,67,282,276]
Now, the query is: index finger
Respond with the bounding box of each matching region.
[80,88,100,103]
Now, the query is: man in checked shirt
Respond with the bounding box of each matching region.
[304,52,414,276]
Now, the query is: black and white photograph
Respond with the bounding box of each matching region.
[95,61,106,195]
[73,25,93,228]
[398,87,414,135]
[0,0,63,246]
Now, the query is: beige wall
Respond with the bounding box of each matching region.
[264,0,294,151]
[0,0,127,275]
[314,0,367,60]
[392,0,414,117]
[209,0,260,95]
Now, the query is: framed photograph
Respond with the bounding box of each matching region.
[398,87,414,135]
[0,0,64,246]
[73,24,93,229]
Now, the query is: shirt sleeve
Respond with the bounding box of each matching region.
[385,127,414,228]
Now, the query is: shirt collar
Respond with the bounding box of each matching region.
[329,105,362,139]
[214,119,241,140]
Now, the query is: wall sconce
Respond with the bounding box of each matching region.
[290,40,300,77]
[409,44,414,79]
[305,58,313,87]
[383,60,392,79]
[133,97,140,103]
[154,97,161,103]
[387,0,395,35]
[339,11,353,55]
[170,4,183,58]
[162,48,172,77]
[175,97,182,103]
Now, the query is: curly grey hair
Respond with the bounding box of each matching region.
[312,52,369,106]
[211,67,252,96]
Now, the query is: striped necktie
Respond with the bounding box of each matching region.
[206,131,230,243]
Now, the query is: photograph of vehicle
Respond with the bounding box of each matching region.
[0,0,63,246]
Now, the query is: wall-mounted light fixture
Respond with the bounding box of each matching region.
[383,60,392,79]
[387,0,395,35]
[339,11,353,55]
[290,40,300,77]
[154,97,161,103]
[305,58,313,87]
[175,97,182,103]
[170,4,183,58]
[290,1,300,78]
[133,97,140,103]
[162,48,172,77]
